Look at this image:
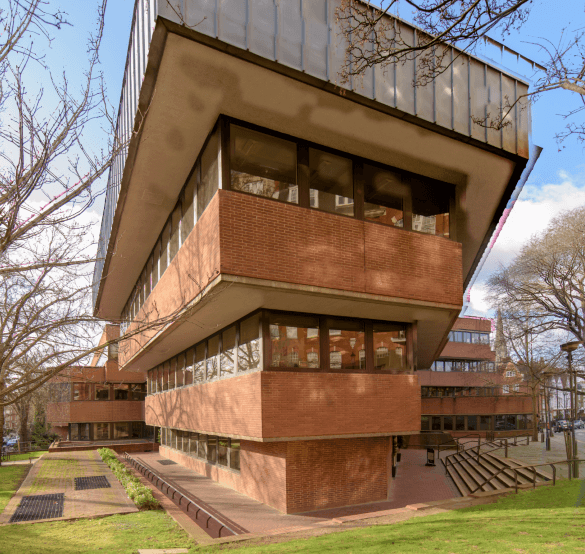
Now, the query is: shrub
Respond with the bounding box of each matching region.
[97,448,159,510]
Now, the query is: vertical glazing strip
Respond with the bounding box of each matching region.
[215,0,219,38]
[413,27,417,116]
[467,54,471,137]
[514,79,518,154]
[499,71,503,149]
[246,0,251,50]
[432,46,436,123]
[301,0,305,72]
[484,64,488,143]
[326,0,330,82]
[393,18,397,108]
[274,0,278,61]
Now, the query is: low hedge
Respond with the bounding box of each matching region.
[98,448,159,510]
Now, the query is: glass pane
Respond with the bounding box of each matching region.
[480,416,492,431]
[467,415,477,431]
[146,256,153,297]
[170,203,181,261]
[157,365,163,392]
[207,437,217,464]
[189,432,198,455]
[456,415,465,431]
[269,314,320,368]
[309,148,353,216]
[175,354,185,387]
[114,384,129,400]
[94,423,110,440]
[194,343,206,383]
[231,125,297,204]
[73,383,91,401]
[443,416,453,431]
[198,128,219,218]
[169,358,176,390]
[421,416,430,431]
[364,164,406,227]
[238,313,261,372]
[152,240,161,288]
[160,220,170,276]
[410,175,451,237]
[198,435,207,459]
[113,422,130,439]
[130,384,146,401]
[221,326,236,377]
[218,438,228,466]
[79,423,90,441]
[185,348,194,386]
[163,361,169,391]
[328,319,365,370]
[373,323,407,371]
[95,385,110,401]
[182,175,196,245]
[206,336,219,380]
[131,422,143,439]
[431,416,441,431]
[230,440,240,470]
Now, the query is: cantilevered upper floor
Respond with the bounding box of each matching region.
[93,0,539,372]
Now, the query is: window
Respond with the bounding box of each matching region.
[189,432,198,456]
[170,203,181,261]
[207,437,217,464]
[421,415,430,431]
[198,128,219,218]
[113,422,130,439]
[185,348,194,385]
[514,383,520,392]
[309,148,353,217]
[328,319,366,370]
[176,354,185,388]
[94,423,109,440]
[410,175,451,237]
[479,416,492,431]
[506,370,514,378]
[230,125,297,204]
[238,313,261,372]
[114,384,129,400]
[206,335,220,380]
[95,384,110,401]
[194,343,206,383]
[230,440,240,471]
[364,164,405,227]
[181,171,196,245]
[373,323,407,371]
[221,326,236,376]
[160,220,170,277]
[130,383,146,401]
[218,438,229,467]
[431,416,441,431]
[269,314,320,368]
[73,383,91,401]
[443,416,453,431]
[503,385,510,394]
[456,415,465,431]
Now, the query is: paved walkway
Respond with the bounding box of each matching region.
[0,450,137,525]
[483,432,585,480]
[132,448,459,536]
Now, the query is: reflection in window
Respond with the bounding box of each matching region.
[309,148,353,216]
[206,335,219,380]
[410,175,451,237]
[329,319,365,370]
[73,383,91,401]
[198,129,219,218]
[94,423,109,440]
[221,326,236,376]
[185,348,194,386]
[373,323,406,371]
[238,313,261,372]
[364,164,406,227]
[95,385,110,401]
[113,422,130,439]
[269,314,320,368]
[231,125,297,204]
[114,384,129,400]
[194,343,206,383]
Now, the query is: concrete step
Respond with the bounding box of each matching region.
[457,450,520,490]
[482,453,552,482]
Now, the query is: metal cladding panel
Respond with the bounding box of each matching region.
[93,0,533,311]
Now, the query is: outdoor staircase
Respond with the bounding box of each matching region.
[442,447,552,496]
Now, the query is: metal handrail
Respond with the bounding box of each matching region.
[468,458,585,495]
[443,440,506,473]
[433,433,482,452]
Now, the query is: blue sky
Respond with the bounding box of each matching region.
[43,0,585,318]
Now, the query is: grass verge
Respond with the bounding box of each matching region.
[193,479,585,554]
[0,464,30,514]
[4,450,48,462]
[0,511,192,553]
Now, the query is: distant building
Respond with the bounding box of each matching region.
[419,317,533,436]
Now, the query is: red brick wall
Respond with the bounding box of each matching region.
[67,401,144,422]
[145,372,263,438]
[47,402,70,426]
[160,440,288,512]
[452,318,492,332]
[440,342,495,360]
[120,190,463,366]
[417,370,504,387]
[285,437,390,513]
[219,191,462,306]
[261,372,421,438]
[145,371,421,439]
[422,395,533,415]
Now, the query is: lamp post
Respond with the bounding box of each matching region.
[560,340,583,477]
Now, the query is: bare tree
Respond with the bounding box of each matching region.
[336,1,585,141]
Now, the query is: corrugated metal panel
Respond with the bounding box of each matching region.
[93,0,534,309]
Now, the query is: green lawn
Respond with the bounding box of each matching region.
[0,512,192,553]
[0,472,583,554]
[193,479,585,554]
[0,464,30,514]
[3,450,48,462]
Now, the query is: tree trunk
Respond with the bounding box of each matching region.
[0,380,4,466]
[532,389,539,442]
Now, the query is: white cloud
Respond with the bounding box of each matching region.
[467,170,585,317]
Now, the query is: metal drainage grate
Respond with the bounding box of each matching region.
[158,459,177,465]
[10,493,64,523]
[74,476,111,491]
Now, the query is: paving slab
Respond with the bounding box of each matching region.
[0,450,137,525]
